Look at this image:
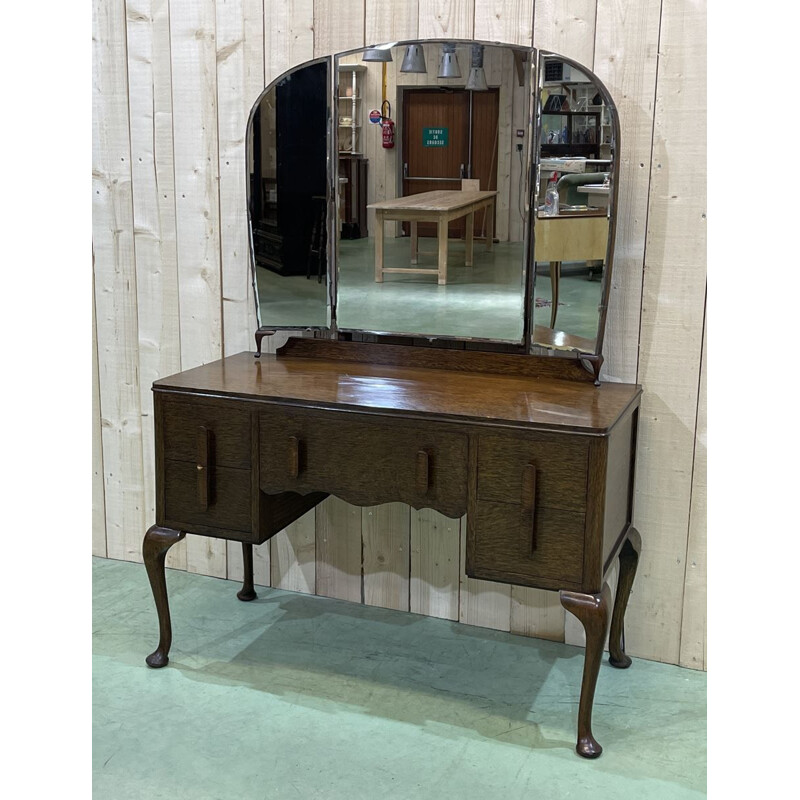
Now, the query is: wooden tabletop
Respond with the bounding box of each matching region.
[368,190,497,213]
[155,351,640,435]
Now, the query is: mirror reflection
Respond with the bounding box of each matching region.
[335,42,533,343]
[532,55,613,352]
[248,60,330,329]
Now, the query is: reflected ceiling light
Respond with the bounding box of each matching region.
[400,44,427,73]
[438,43,460,78]
[465,44,488,91]
[362,43,394,62]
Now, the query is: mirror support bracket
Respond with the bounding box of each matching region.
[254,329,276,358]
[578,353,604,386]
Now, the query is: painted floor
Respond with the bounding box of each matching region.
[93,557,706,799]
[256,236,603,343]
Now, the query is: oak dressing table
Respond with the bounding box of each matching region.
[143,42,642,759]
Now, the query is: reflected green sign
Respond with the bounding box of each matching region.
[422,127,448,147]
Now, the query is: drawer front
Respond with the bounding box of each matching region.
[468,500,584,588]
[478,432,588,511]
[161,396,251,469]
[259,407,468,517]
[163,460,252,534]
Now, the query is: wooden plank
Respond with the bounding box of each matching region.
[316,497,363,602]
[217,0,263,359]
[532,0,596,65]
[365,0,419,44]
[680,309,707,670]
[510,587,564,641]
[410,510,460,620]
[219,0,265,578]
[93,0,147,563]
[474,0,533,45]
[459,515,511,631]
[592,0,661,383]
[418,0,474,38]
[363,503,410,611]
[125,0,186,571]
[270,511,317,593]
[313,0,365,58]
[265,0,314,82]
[92,271,107,558]
[623,0,707,664]
[170,0,226,577]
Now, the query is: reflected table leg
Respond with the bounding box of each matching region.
[549,261,561,328]
[374,210,384,282]
[437,216,449,285]
[411,221,419,265]
[465,212,474,266]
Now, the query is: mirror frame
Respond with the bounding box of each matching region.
[247,41,621,365]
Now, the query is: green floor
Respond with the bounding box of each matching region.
[93,558,706,799]
[256,236,603,343]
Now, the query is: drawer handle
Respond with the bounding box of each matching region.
[288,436,300,478]
[197,426,212,511]
[521,463,537,552]
[416,450,430,493]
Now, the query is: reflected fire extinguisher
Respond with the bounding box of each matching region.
[380,100,395,149]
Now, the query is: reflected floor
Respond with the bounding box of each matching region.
[256,236,603,343]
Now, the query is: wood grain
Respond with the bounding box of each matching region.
[93,0,147,563]
[365,0,419,44]
[313,0,365,57]
[363,503,411,611]
[533,0,596,65]
[92,274,107,558]
[680,310,706,669]
[270,510,317,593]
[316,496,363,602]
[418,0,474,38]
[410,510,460,620]
[170,0,226,576]
[475,0,534,45]
[624,0,707,664]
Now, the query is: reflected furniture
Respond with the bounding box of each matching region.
[144,338,642,759]
[556,172,609,206]
[534,212,609,328]
[576,184,610,208]
[369,190,497,285]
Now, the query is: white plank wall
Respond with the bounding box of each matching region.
[92,0,707,669]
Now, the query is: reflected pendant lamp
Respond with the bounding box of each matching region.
[465,44,488,91]
[438,43,460,78]
[362,46,393,63]
[400,44,427,73]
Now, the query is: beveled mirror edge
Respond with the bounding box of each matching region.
[246,43,621,366]
[531,50,622,361]
[246,55,334,336]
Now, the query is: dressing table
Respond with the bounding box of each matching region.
[143,41,642,759]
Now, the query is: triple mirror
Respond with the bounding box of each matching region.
[247,41,618,356]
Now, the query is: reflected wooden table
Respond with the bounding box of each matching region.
[368,190,497,285]
[535,212,609,328]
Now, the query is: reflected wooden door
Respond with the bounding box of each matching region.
[402,88,499,239]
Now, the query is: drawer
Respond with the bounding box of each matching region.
[259,407,468,518]
[468,500,584,589]
[163,460,252,534]
[477,432,588,511]
[161,396,251,469]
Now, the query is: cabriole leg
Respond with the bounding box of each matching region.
[609,526,642,668]
[143,525,186,668]
[237,543,258,602]
[560,583,612,758]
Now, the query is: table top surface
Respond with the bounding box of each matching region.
[368,190,497,213]
[577,185,610,194]
[155,351,640,434]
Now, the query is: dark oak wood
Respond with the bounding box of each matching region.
[237,543,258,602]
[608,527,642,668]
[560,583,612,758]
[143,525,186,668]
[146,339,642,758]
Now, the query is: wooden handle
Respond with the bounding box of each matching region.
[416,450,430,494]
[288,436,300,478]
[521,463,537,552]
[197,426,212,510]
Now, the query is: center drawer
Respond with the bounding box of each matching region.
[259,406,468,517]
